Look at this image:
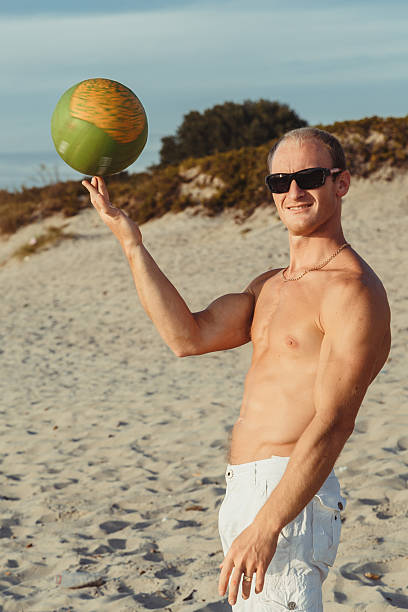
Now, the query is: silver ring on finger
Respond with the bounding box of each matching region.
[242,574,252,582]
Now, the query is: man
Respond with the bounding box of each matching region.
[82,127,391,611]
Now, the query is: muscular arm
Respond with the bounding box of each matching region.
[254,275,391,532]
[82,176,256,357]
[124,242,255,356]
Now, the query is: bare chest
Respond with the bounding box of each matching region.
[250,275,324,358]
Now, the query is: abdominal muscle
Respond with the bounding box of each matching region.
[227,359,318,464]
[227,265,330,465]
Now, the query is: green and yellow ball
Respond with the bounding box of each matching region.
[51,78,148,176]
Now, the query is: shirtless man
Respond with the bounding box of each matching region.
[82,127,391,611]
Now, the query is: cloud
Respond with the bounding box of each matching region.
[1,2,407,160]
[0,0,206,17]
[2,5,407,95]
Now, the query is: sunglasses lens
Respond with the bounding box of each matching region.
[296,168,325,190]
[267,175,290,193]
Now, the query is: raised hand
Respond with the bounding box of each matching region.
[82,176,142,250]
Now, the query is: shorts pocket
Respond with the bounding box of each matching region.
[311,492,344,566]
[260,569,322,610]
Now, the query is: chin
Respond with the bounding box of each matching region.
[285,221,317,236]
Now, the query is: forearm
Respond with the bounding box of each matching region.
[254,415,352,534]
[123,241,199,355]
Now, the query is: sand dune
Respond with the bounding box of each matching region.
[0,174,407,611]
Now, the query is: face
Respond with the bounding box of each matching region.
[269,138,350,236]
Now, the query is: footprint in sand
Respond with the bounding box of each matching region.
[154,565,184,579]
[338,557,408,603]
[143,541,164,563]
[133,588,175,609]
[357,498,383,506]
[107,537,127,550]
[397,434,408,451]
[99,520,130,534]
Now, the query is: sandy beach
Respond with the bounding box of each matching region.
[1,174,407,611]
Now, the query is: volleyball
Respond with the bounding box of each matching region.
[51,78,148,176]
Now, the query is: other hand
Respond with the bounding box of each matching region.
[218,521,279,606]
[82,176,142,250]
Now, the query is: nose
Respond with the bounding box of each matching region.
[287,177,305,198]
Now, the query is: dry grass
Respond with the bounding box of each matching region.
[11,225,78,261]
[1,114,407,239]
[0,181,88,236]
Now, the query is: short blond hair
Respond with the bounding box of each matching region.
[267,127,347,171]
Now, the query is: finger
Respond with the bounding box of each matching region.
[95,176,110,199]
[255,565,265,595]
[241,571,254,600]
[218,557,234,597]
[82,179,101,202]
[227,566,242,606]
[82,179,113,215]
[81,179,95,193]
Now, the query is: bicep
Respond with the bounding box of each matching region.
[314,280,390,431]
[191,290,255,355]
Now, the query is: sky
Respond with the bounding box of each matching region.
[1,0,407,189]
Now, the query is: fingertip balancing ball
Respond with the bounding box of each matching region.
[51,78,148,176]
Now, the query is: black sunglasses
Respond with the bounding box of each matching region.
[265,167,343,194]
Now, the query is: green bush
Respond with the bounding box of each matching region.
[159,99,307,165]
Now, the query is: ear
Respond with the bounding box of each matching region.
[336,170,351,197]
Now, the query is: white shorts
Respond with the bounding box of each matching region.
[218,456,346,611]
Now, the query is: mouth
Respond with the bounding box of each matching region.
[286,203,313,211]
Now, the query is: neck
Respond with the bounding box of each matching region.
[286,230,347,274]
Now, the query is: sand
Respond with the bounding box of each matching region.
[0,174,407,611]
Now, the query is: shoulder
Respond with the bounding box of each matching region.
[320,267,390,335]
[318,267,391,385]
[244,268,284,301]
